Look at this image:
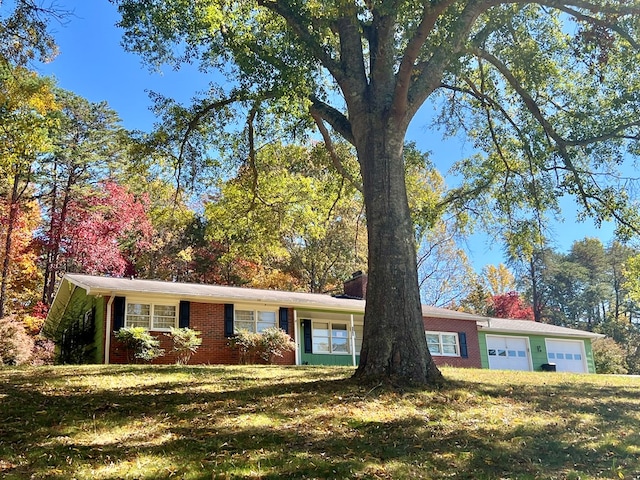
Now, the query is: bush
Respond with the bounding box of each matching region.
[229,328,295,364]
[22,314,45,336]
[229,329,262,364]
[0,316,34,366]
[166,327,202,365]
[592,337,628,374]
[259,327,296,363]
[31,336,55,366]
[115,327,164,363]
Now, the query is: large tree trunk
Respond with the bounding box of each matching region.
[353,122,443,386]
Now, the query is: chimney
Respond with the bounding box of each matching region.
[343,271,368,299]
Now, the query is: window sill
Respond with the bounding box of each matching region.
[122,327,175,333]
[309,351,355,355]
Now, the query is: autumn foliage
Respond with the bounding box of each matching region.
[43,181,153,277]
[0,197,42,314]
[489,291,535,320]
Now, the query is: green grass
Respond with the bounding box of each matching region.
[1,366,639,479]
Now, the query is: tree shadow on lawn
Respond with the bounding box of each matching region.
[1,368,639,479]
[466,375,640,427]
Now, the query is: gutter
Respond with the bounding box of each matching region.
[477,321,605,339]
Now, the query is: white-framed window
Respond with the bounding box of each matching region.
[235,308,277,333]
[312,321,350,354]
[426,331,460,357]
[353,324,363,354]
[126,302,177,331]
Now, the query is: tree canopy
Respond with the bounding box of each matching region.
[0,0,63,65]
[111,0,640,385]
[0,63,58,317]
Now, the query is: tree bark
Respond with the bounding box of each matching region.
[43,168,74,305]
[352,121,443,386]
[0,175,23,318]
[529,256,543,323]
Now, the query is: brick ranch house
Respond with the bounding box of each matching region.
[44,272,602,373]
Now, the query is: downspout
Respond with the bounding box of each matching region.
[293,309,300,365]
[104,295,115,365]
[350,314,356,367]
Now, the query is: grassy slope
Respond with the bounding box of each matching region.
[0,365,639,479]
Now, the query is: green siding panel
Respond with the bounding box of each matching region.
[93,296,105,363]
[56,287,100,364]
[479,334,488,369]
[478,332,596,373]
[300,352,359,366]
[585,341,596,373]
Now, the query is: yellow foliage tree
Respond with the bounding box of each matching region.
[0,65,58,317]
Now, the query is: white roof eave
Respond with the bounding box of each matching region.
[477,321,604,339]
[55,274,604,340]
[62,274,366,314]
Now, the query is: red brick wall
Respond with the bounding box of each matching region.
[104,297,478,368]
[108,302,296,366]
[423,316,482,368]
[343,272,367,299]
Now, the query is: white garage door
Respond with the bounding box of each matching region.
[545,339,587,373]
[486,335,531,371]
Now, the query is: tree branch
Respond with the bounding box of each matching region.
[407,0,499,120]
[309,96,354,144]
[472,46,640,233]
[538,0,640,16]
[555,4,640,50]
[177,94,240,166]
[247,104,259,210]
[392,0,455,119]
[472,47,591,210]
[335,14,369,103]
[256,0,344,83]
[310,110,363,194]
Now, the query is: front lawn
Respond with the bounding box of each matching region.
[1,365,638,479]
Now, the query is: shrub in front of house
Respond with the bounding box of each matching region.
[229,327,295,364]
[115,327,165,363]
[166,327,202,365]
[229,329,262,364]
[259,327,296,363]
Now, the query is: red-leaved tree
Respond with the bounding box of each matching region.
[489,291,535,321]
[57,181,153,277]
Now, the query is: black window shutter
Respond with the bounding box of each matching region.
[113,296,126,331]
[279,307,289,333]
[179,301,190,328]
[459,332,468,358]
[303,319,312,354]
[224,304,234,337]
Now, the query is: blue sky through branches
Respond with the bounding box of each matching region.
[36,0,618,272]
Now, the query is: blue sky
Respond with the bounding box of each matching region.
[35,0,618,271]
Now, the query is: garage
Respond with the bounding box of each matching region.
[486,335,531,371]
[545,339,587,373]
